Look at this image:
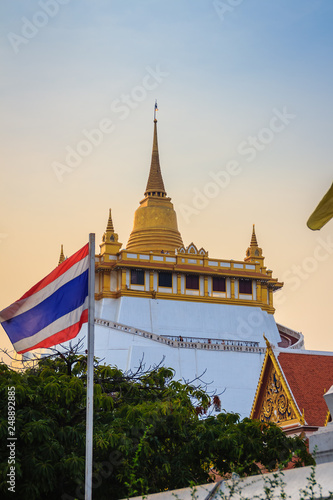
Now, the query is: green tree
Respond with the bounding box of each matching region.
[0,347,314,500]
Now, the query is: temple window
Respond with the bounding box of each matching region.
[131,269,145,285]
[239,279,252,294]
[158,271,172,287]
[186,274,199,290]
[212,277,226,292]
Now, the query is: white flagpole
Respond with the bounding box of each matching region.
[85,233,95,500]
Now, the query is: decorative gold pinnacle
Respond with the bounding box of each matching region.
[144,119,166,197]
[245,224,265,267]
[58,245,65,266]
[250,224,258,247]
[100,208,122,256]
[106,209,114,233]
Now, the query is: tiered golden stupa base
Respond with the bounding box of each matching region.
[126,196,183,253]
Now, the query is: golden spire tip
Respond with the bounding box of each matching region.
[58,244,66,266]
[250,224,258,247]
[106,208,114,232]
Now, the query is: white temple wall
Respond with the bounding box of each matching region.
[83,296,283,418]
[96,296,281,346]
[90,322,266,418]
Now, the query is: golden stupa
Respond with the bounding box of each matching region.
[126,118,183,253]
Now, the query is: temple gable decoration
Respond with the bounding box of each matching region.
[259,361,298,424]
[251,340,333,435]
[177,243,208,257]
[251,340,302,428]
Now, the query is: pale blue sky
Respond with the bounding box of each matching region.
[1,0,332,357]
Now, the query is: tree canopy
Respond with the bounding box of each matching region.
[0,346,314,500]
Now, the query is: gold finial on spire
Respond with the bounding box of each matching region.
[58,244,66,266]
[106,208,114,233]
[244,224,265,267]
[144,105,166,197]
[250,224,258,247]
[100,208,122,256]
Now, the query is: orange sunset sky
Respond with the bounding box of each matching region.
[1,1,332,360]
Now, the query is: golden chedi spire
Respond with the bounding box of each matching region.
[250,224,258,247]
[106,208,114,232]
[58,244,66,266]
[100,209,122,256]
[144,119,166,197]
[126,109,183,253]
[244,224,265,267]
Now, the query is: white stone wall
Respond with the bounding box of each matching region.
[90,295,283,418]
[96,296,281,346]
[90,322,266,418]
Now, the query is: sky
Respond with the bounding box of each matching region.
[0,0,332,362]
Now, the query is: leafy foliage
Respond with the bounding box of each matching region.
[0,348,314,500]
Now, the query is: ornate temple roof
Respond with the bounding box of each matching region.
[277,351,333,427]
[251,345,333,429]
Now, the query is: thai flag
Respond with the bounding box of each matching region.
[0,243,89,354]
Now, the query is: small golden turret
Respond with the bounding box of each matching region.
[244,225,265,268]
[100,209,122,256]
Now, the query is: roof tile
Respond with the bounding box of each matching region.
[277,351,333,427]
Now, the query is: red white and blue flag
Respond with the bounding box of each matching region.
[0,243,89,354]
